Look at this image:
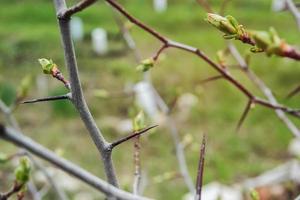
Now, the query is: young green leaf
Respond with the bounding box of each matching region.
[14,157,31,184]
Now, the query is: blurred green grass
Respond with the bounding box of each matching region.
[0,0,300,199]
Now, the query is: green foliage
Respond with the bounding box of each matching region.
[14,157,31,184]
[133,111,145,131]
[136,58,154,72]
[0,82,16,106]
[38,58,55,74]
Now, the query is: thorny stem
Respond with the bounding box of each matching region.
[0,125,152,200]
[113,9,195,193]
[195,135,206,200]
[53,0,118,187]
[236,100,253,132]
[0,181,24,200]
[21,93,71,104]
[0,100,68,200]
[227,42,300,137]
[105,0,300,119]
[109,125,158,150]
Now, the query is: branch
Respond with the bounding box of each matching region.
[21,93,71,104]
[286,85,300,99]
[0,125,152,200]
[199,75,224,85]
[286,0,300,30]
[105,0,300,120]
[112,12,195,194]
[109,125,158,150]
[58,0,97,20]
[0,181,24,200]
[195,134,206,200]
[133,136,141,195]
[53,0,118,186]
[228,42,300,137]
[236,100,253,132]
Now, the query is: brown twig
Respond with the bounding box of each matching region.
[199,75,224,85]
[195,134,206,200]
[58,0,97,20]
[0,181,24,200]
[286,85,300,99]
[236,100,253,132]
[105,0,300,120]
[133,135,141,195]
[109,125,158,149]
[196,0,213,13]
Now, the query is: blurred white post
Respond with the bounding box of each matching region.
[91,28,108,55]
[70,17,84,42]
[153,0,167,13]
[36,75,48,96]
[134,81,159,119]
[272,0,286,11]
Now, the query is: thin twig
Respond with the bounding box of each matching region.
[236,100,253,132]
[53,0,118,187]
[109,125,158,149]
[0,99,68,200]
[21,93,71,104]
[0,181,24,200]
[195,134,206,200]
[0,125,152,200]
[199,75,224,85]
[58,0,97,19]
[196,0,213,13]
[105,0,300,119]
[228,42,300,137]
[113,12,195,194]
[286,85,300,99]
[133,136,141,195]
[286,0,300,30]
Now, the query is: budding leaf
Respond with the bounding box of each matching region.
[38,58,55,75]
[136,58,154,72]
[0,153,8,164]
[250,190,260,200]
[206,13,237,36]
[14,157,31,184]
[17,75,33,101]
[133,111,145,131]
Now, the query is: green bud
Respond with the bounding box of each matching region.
[133,111,145,131]
[136,58,154,72]
[0,153,8,164]
[206,13,237,35]
[269,27,281,46]
[38,58,55,74]
[250,30,272,50]
[14,157,31,184]
[250,190,260,200]
[17,75,33,100]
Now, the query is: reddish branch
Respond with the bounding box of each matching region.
[0,181,24,200]
[105,0,300,120]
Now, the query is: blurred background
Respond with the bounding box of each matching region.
[1,0,300,199]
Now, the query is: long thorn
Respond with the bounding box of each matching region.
[286,85,300,99]
[236,100,253,132]
[21,94,70,104]
[110,125,158,149]
[199,75,224,85]
[195,134,206,200]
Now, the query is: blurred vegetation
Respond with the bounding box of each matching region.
[0,0,300,199]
